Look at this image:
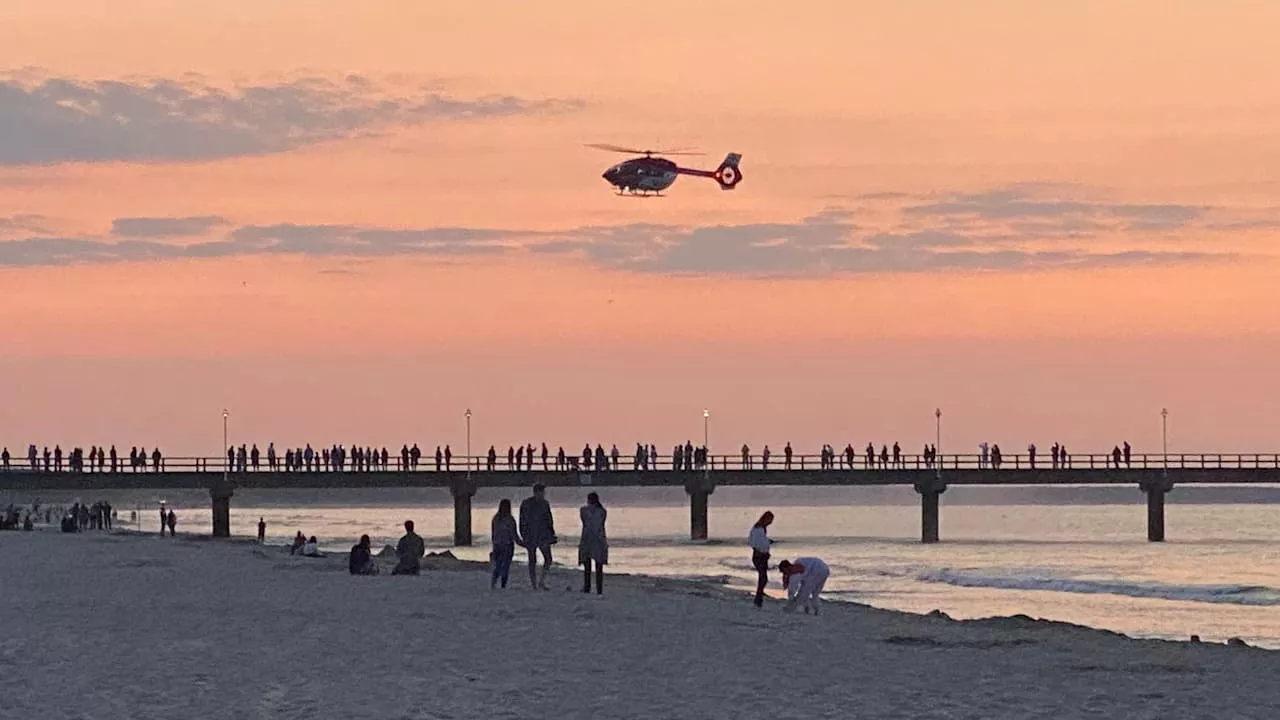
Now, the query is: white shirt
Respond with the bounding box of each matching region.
[747,526,772,553]
[785,557,830,596]
[301,541,319,556]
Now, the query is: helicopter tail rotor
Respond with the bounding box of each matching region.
[714,153,743,190]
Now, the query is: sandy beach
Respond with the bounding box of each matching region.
[3,528,1278,719]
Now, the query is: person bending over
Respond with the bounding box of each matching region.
[778,557,830,615]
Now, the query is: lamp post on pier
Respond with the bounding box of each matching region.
[222,409,229,481]
[703,409,710,474]
[465,408,472,478]
[1161,408,1168,479]
[935,408,942,479]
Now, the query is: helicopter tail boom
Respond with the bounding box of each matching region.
[674,152,743,190]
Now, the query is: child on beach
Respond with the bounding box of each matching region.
[747,511,775,608]
[778,557,830,615]
[490,499,521,589]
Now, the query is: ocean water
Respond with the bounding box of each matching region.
[100,485,1280,648]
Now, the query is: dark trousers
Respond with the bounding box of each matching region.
[582,559,604,594]
[752,551,770,607]
[491,543,514,588]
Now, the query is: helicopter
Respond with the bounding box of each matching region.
[587,143,743,196]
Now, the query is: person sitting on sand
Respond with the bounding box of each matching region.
[349,535,378,575]
[748,511,775,608]
[778,557,830,615]
[519,483,557,590]
[289,531,306,555]
[578,492,608,595]
[301,536,323,557]
[490,499,522,589]
[392,520,425,575]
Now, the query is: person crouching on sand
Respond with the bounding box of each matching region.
[491,499,522,589]
[778,557,830,615]
[349,535,378,575]
[747,511,775,608]
[578,492,608,595]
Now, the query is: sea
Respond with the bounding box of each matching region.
[27,484,1280,648]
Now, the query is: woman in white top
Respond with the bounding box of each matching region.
[779,557,830,615]
[747,511,775,608]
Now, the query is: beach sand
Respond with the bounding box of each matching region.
[3,529,1278,719]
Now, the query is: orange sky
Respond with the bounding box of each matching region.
[1,1,1277,454]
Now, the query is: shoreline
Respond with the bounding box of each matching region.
[115,526,1275,654]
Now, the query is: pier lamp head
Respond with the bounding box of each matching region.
[465,408,471,419]
[935,408,941,418]
[703,409,709,418]
[1161,408,1168,418]
[222,409,228,419]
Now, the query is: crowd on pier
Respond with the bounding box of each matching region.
[0,439,1148,472]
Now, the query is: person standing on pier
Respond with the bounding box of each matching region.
[748,511,775,608]
[778,557,830,615]
[519,483,557,590]
[579,492,608,595]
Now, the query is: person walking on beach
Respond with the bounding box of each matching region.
[579,492,608,595]
[393,520,425,575]
[748,511,775,608]
[257,517,266,543]
[490,499,521,589]
[519,483,557,590]
[778,556,830,615]
[166,509,176,537]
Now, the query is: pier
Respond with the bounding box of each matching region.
[3,452,1278,544]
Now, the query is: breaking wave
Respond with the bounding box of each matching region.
[916,568,1280,607]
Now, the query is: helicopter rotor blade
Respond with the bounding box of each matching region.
[585,143,704,156]
[585,143,649,154]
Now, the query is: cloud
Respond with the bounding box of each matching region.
[0,71,583,165]
[0,213,48,235]
[900,187,1209,234]
[0,182,1261,275]
[111,216,228,238]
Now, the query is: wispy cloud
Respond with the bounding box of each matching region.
[111,216,228,238]
[0,71,583,166]
[899,187,1211,234]
[0,208,1240,275]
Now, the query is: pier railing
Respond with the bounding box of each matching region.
[3,452,1279,473]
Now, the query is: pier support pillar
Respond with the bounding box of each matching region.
[685,474,717,541]
[451,478,477,547]
[1141,478,1174,542]
[209,481,234,538]
[913,479,947,544]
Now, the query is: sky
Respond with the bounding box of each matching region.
[1,1,1278,457]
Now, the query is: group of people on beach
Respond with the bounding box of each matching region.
[339,483,611,594]
[748,511,830,614]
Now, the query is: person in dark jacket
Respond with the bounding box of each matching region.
[490,499,522,589]
[578,492,608,594]
[349,534,378,575]
[518,484,557,590]
[392,520,425,575]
